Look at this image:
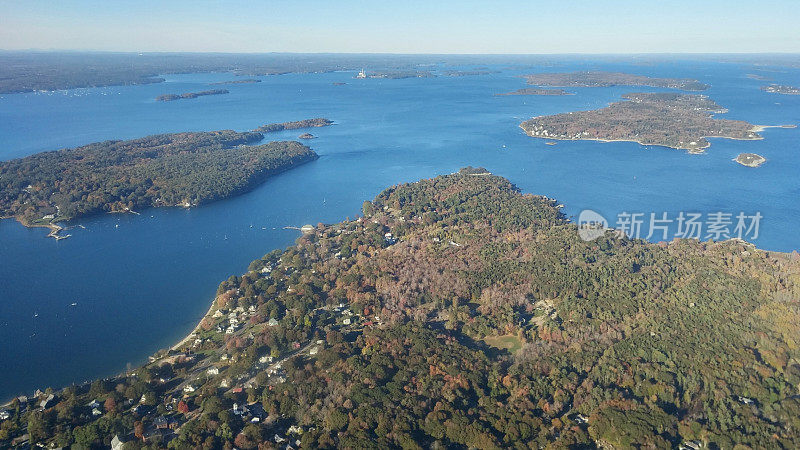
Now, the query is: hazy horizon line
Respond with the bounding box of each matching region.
[2,48,800,57]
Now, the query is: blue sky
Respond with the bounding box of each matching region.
[1,0,798,53]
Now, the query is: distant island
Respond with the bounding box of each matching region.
[155,89,229,101]
[762,84,800,95]
[210,79,261,85]
[0,52,431,93]
[443,69,499,77]
[497,88,572,96]
[735,153,767,167]
[255,118,333,133]
[746,73,771,81]
[356,70,435,79]
[5,171,799,449]
[298,133,315,139]
[524,71,710,91]
[521,92,766,152]
[0,128,318,236]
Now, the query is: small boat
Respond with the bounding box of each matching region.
[70,302,78,307]
[33,313,39,318]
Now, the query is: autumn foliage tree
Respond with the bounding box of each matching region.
[103,396,116,414]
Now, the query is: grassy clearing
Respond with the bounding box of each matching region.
[484,334,524,354]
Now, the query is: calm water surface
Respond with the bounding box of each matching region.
[1,58,799,400]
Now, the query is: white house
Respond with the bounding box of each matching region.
[111,435,126,450]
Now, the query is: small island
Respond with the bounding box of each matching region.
[523,71,710,91]
[0,127,319,236]
[734,153,767,167]
[298,133,315,139]
[520,93,766,152]
[155,89,229,101]
[210,79,261,85]
[761,84,800,95]
[254,118,333,133]
[497,88,572,96]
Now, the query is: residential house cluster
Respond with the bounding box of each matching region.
[212,304,259,335]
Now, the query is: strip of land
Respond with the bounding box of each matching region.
[156,89,229,101]
[523,71,710,91]
[497,88,572,96]
[210,79,261,85]
[356,70,435,79]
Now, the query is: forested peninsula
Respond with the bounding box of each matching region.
[524,71,710,91]
[5,170,799,448]
[521,93,764,152]
[0,129,318,232]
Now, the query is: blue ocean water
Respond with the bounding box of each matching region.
[1,57,799,401]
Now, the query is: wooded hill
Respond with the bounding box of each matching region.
[6,169,799,449]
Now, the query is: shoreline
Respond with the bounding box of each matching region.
[519,124,794,153]
[1,215,70,240]
[520,129,712,152]
[170,298,218,351]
